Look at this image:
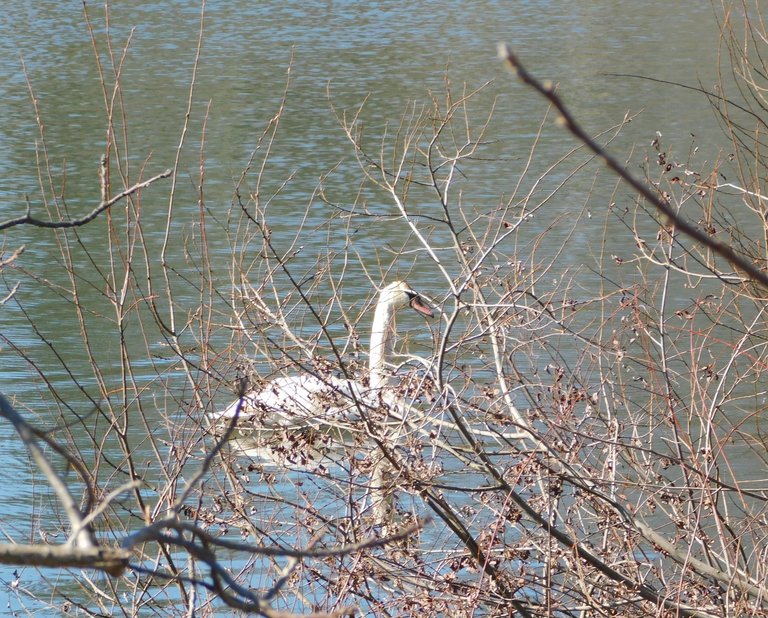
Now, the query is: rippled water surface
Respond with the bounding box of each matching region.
[0,1,732,613]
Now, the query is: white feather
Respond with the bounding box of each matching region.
[211,281,432,429]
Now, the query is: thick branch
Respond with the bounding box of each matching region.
[0,543,130,577]
[498,43,768,290]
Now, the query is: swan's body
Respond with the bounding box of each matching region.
[211,281,433,430]
[217,373,370,430]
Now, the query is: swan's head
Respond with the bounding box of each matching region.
[380,281,433,317]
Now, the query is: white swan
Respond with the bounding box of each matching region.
[211,281,433,431]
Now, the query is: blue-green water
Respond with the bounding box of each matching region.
[0,1,737,615]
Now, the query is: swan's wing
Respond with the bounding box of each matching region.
[210,374,374,429]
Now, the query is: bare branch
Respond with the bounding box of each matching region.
[0,544,130,577]
[0,246,25,269]
[123,516,425,559]
[0,167,171,231]
[498,42,768,290]
[0,393,95,549]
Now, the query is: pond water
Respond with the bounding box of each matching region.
[0,1,747,614]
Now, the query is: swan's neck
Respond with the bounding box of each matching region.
[369,299,396,391]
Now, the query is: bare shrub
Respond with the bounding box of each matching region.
[2,3,768,618]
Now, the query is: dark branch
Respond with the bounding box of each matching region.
[498,43,768,291]
[0,167,172,232]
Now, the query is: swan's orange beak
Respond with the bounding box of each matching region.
[409,295,434,318]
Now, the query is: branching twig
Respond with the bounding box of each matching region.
[498,43,768,290]
[123,516,425,559]
[0,166,171,231]
[0,393,130,576]
[0,393,95,549]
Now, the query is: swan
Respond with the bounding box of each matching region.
[211,281,433,432]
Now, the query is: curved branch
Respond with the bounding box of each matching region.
[0,164,171,231]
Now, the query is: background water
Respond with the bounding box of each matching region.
[0,1,737,613]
